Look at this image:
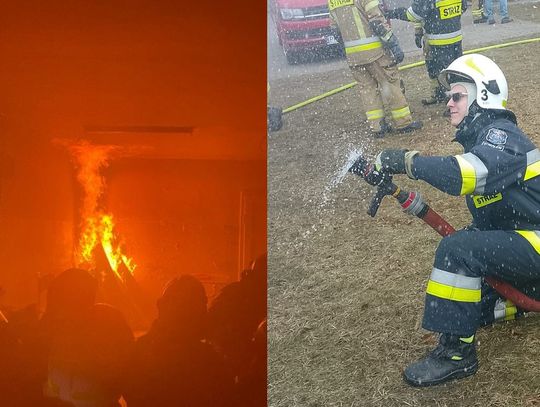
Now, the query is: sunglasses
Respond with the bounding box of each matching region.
[446,91,468,102]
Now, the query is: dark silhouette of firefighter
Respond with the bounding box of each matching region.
[0,259,268,406]
[234,319,267,407]
[123,275,235,407]
[42,269,134,407]
[0,301,46,406]
[207,254,267,390]
[0,268,135,406]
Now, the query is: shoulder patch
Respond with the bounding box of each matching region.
[485,128,508,145]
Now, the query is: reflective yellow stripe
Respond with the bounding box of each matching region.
[381,30,393,42]
[365,0,380,11]
[436,0,461,7]
[426,280,481,302]
[460,335,475,344]
[516,230,540,255]
[328,0,354,11]
[346,41,382,54]
[406,8,422,22]
[353,8,366,38]
[391,106,411,119]
[427,34,462,46]
[505,301,517,320]
[525,161,540,181]
[455,155,476,195]
[495,299,518,320]
[366,109,384,120]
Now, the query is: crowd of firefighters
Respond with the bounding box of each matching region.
[0,255,267,406]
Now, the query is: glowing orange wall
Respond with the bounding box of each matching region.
[0,2,266,307]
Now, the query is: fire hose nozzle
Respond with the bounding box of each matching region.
[348,155,392,187]
[348,153,397,217]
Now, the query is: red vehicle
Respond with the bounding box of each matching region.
[270,0,343,64]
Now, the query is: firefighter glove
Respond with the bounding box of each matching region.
[365,166,392,186]
[385,34,404,65]
[349,157,392,186]
[375,149,420,179]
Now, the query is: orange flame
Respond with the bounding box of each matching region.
[69,141,136,279]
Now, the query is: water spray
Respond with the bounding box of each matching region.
[322,147,369,207]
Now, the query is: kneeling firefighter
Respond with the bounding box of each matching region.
[350,54,540,386]
[328,0,422,137]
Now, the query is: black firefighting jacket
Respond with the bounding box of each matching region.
[391,0,466,46]
[412,109,540,231]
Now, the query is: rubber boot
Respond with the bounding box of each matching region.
[403,333,478,387]
[395,120,423,133]
[372,118,392,138]
[473,15,488,23]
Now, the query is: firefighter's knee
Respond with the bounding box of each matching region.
[434,233,466,268]
[379,82,393,99]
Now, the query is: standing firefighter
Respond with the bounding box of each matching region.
[352,54,540,386]
[472,0,488,23]
[328,0,422,137]
[386,0,466,105]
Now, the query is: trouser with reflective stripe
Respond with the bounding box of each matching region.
[422,229,540,336]
[472,0,484,18]
[425,42,462,80]
[350,53,413,131]
[423,42,462,100]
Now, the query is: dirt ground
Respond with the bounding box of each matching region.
[268,4,540,406]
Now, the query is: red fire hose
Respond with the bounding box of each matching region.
[367,180,540,312]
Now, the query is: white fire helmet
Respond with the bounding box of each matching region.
[439,54,508,110]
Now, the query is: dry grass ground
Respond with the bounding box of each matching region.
[268,5,540,406]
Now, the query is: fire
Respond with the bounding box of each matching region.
[68,141,136,279]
